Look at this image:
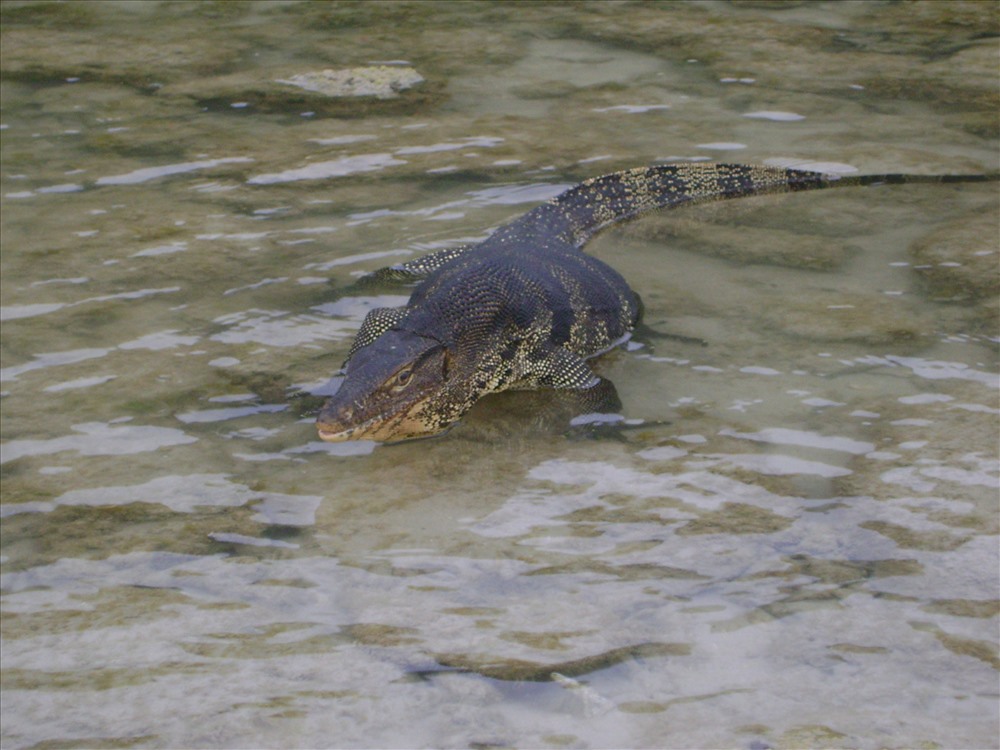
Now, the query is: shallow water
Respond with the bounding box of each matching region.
[1,2,998,749]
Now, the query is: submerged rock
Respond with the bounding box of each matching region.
[761,291,934,346]
[910,208,1000,302]
[276,66,425,100]
[909,206,1000,332]
[624,214,855,270]
[161,65,443,117]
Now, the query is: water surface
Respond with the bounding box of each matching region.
[1,2,998,749]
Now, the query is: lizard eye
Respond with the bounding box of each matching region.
[393,368,413,388]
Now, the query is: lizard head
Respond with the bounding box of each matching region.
[316,331,453,442]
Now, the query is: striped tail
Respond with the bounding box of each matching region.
[537,163,997,247]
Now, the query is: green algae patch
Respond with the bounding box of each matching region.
[933,632,1000,670]
[830,643,890,654]
[921,599,1000,618]
[342,622,421,647]
[776,724,850,749]
[0,26,249,88]
[0,586,189,639]
[540,735,579,747]
[676,502,793,535]
[756,555,925,585]
[24,736,159,750]
[618,701,667,713]
[911,621,1000,670]
[432,642,690,682]
[0,1,98,29]
[180,623,348,660]
[3,662,212,692]
[499,630,585,651]
[527,558,709,582]
[860,520,971,552]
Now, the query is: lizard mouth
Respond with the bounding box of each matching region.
[316,398,445,443]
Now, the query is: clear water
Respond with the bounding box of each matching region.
[1,2,998,749]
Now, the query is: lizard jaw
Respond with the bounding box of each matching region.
[316,397,448,443]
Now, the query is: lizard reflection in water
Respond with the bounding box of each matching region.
[316,163,994,443]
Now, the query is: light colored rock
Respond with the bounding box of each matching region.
[275,66,425,100]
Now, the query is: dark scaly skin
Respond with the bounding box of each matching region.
[316,163,995,442]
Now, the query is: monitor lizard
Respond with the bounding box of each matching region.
[315,162,994,442]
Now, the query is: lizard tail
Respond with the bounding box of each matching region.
[542,163,997,247]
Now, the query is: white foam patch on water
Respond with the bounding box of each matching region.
[38,466,72,475]
[950,402,999,414]
[521,534,620,556]
[38,183,84,193]
[251,493,323,526]
[308,134,378,145]
[281,440,378,458]
[696,142,747,150]
[210,309,356,347]
[801,397,845,407]
[118,330,200,351]
[224,427,282,442]
[176,404,288,424]
[324,183,567,229]
[31,277,90,287]
[395,136,503,154]
[469,459,801,539]
[865,534,999,600]
[2,287,182,323]
[247,153,406,184]
[592,104,671,113]
[304,251,410,272]
[223,277,288,296]
[920,464,998,487]
[704,454,852,477]
[465,183,569,206]
[742,110,805,121]
[637,446,688,461]
[0,303,68,320]
[898,393,954,405]
[43,375,117,392]
[856,355,999,388]
[0,474,322,522]
[196,232,270,241]
[0,347,112,382]
[131,241,188,257]
[95,157,253,186]
[312,295,410,319]
[0,422,197,465]
[79,287,182,304]
[233,440,379,463]
[289,225,339,235]
[719,427,874,454]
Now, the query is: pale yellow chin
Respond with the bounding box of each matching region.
[316,403,443,443]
